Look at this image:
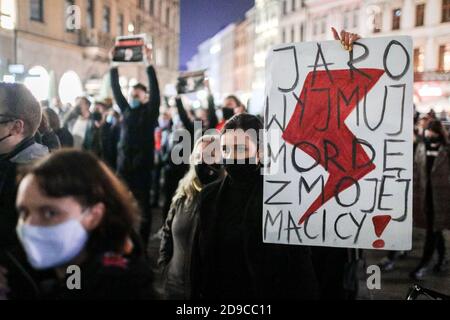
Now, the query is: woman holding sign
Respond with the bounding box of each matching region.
[193,29,362,300]
[194,113,319,299]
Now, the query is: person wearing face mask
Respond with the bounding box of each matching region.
[174,78,219,140]
[215,95,246,132]
[193,114,319,300]
[158,135,223,300]
[110,45,161,248]
[0,83,49,299]
[6,150,154,300]
[412,119,450,280]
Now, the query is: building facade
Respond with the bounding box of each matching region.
[279,0,450,112]
[0,0,180,104]
[233,8,255,104]
[253,0,280,92]
[187,0,450,113]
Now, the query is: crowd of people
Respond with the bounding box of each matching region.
[378,109,450,280]
[0,28,448,300]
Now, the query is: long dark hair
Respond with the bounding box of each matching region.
[221,113,264,151]
[18,149,141,256]
[428,120,449,145]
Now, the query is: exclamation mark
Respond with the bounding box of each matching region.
[372,215,392,249]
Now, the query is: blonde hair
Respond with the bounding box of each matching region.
[171,135,220,206]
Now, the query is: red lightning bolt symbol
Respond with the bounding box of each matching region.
[282,69,384,225]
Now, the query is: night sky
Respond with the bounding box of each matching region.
[179,0,254,70]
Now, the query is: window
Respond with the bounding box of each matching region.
[282,28,286,43]
[102,6,110,33]
[413,48,425,72]
[149,0,154,15]
[438,44,450,71]
[136,15,141,33]
[165,45,170,67]
[373,12,382,33]
[139,0,145,10]
[416,4,425,27]
[353,9,359,28]
[299,23,304,42]
[283,0,287,15]
[443,0,450,23]
[86,0,94,28]
[30,0,44,22]
[165,6,170,27]
[291,0,296,12]
[117,13,124,36]
[321,17,326,34]
[392,8,401,30]
[343,11,349,29]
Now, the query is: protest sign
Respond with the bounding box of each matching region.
[176,70,207,94]
[113,34,147,63]
[263,36,413,250]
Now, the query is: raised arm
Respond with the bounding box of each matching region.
[175,96,195,137]
[204,79,218,129]
[146,65,161,123]
[142,46,161,123]
[110,67,130,113]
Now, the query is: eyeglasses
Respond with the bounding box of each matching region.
[0,114,16,125]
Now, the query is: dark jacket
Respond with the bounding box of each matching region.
[39,130,61,152]
[41,251,154,300]
[101,122,121,170]
[0,138,49,299]
[413,141,450,231]
[159,194,200,300]
[110,66,160,187]
[194,175,320,300]
[0,137,49,250]
[55,127,74,148]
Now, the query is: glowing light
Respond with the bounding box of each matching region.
[2,75,15,83]
[24,66,50,101]
[418,85,443,97]
[58,70,83,105]
[210,44,221,55]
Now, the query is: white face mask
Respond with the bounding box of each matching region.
[16,218,89,270]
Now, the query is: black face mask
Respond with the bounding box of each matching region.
[222,107,235,121]
[224,157,261,182]
[195,163,221,186]
[92,112,103,122]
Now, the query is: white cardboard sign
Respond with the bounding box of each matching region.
[263,36,413,250]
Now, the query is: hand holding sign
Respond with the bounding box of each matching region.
[112,34,148,64]
[331,27,361,51]
[143,45,153,65]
